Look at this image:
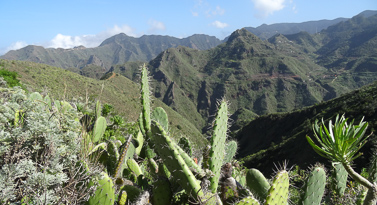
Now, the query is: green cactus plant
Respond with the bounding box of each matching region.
[331,162,348,196]
[178,137,193,157]
[301,166,326,205]
[246,168,271,201]
[86,172,116,205]
[150,119,204,199]
[223,140,238,164]
[209,99,229,193]
[265,170,289,205]
[114,135,136,178]
[118,191,127,205]
[235,196,260,205]
[127,159,143,177]
[140,64,151,134]
[306,114,377,205]
[152,107,169,131]
[93,116,107,143]
[152,177,173,205]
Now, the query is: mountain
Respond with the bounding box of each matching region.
[235,79,377,175]
[110,28,330,132]
[109,12,377,134]
[242,10,377,40]
[0,34,222,73]
[0,59,207,148]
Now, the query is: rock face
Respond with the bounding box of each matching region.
[86,55,104,67]
[163,82,175,106]
[197,81,211,117]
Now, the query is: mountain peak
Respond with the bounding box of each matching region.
[227,28,260,43]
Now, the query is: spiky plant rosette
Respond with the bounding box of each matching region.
[306,114,371,164]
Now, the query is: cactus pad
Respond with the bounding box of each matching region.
[151,120,204,199]
[236,196,260,205]
[93,116,107,143]
[224,140,238,164]
[246,168,271,200]
[87,172,115,205]
[331,162,348,196]
[265,170,289,205]
[301,166,326,205]
[209,99,228,193]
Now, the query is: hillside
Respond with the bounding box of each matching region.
[0,34,221,72]
[0,59,207,148]
[243,10,377,40]
[110,13,377,132]
[235,80,377,175]
[110,29,331,131]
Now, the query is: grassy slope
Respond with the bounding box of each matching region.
[0,59,207,149]
[235,80,377,175]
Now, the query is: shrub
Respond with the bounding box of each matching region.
[0,85,94,204]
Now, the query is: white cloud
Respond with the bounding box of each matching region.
[0,41,28,54]
[7,41,28,51]
[211,21,229,29]
[209,6,225,17]
[148,19,166,33]
[191,11,199,17]
[47,25,136,49]
[251,0,285,18]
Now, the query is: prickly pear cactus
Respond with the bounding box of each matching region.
[106,140,120,176]
[87,172,115,205]
[265,170,289,205]
[118,191,127,205]
[140,64,151,133]
[246,168,271,200]
[127,159,143,177]
[209,99,228,193]
[368,152,377,183]
[301,166,326,205]
[152,177,172,205]
[29,92,43,101]
[175,142,205,178]
[152,107,169,131]
[236,196,260,205]
[178,137,193,157]
[331,162,348,196]
[114,135,135,178]
[150,120,204,200]
[93,116,107,143]
[223,140,238,164]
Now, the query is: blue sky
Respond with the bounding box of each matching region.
[0,0,375,55]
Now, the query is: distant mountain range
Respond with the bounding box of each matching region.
[0,34,222,71]
[2,10,376,75]
[243,10,377,40]
[106,12,377,134]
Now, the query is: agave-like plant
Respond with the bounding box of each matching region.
[306,114,376,205]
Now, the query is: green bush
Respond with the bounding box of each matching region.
[0,69,22,88]
[0,86,95,204]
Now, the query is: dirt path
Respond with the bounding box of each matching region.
[106,72,116,80]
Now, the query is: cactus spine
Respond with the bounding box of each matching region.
[209,99,229,193]
[301,166,326,205]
